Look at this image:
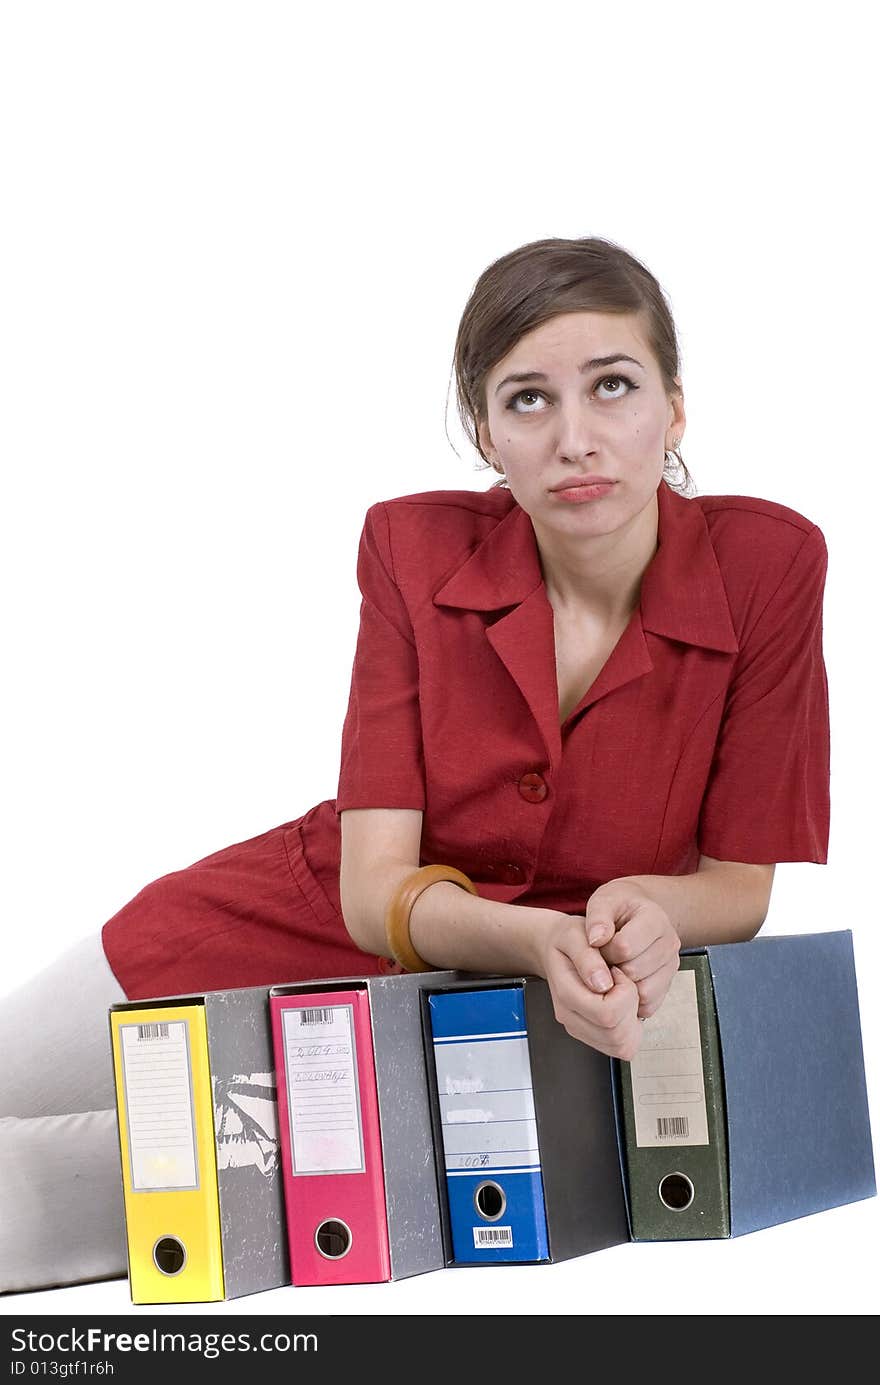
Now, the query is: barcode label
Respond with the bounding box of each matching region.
[473,1226,513,1248]
[137,1022,170,1041]
[629,969,709,1148]
[657,1115,689,1139]
[300,1008,334,1025]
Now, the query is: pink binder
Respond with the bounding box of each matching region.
[270,988,390,1284]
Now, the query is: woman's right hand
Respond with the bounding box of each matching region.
[534,912,644,1061]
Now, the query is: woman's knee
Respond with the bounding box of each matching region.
[0,1110,126,1295]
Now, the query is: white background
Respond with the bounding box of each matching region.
[1,0,876,1316]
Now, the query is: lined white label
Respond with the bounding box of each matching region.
[433,1036,540,1174]
[282,1004,364,1175]
[120,1020,198,1191]
[629,969,709,1148]
[473,1226,513,1247]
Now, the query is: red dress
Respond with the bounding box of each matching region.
[102,481,830,1000]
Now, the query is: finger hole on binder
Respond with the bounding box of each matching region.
[152,1236,188,1276]
[658,1172,695,1211]
[474,1180,507,1222]
[315,1218,353,1259]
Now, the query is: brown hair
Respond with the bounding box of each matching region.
[451,236,694,496]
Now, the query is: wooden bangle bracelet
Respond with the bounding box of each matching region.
[383,864,478,972]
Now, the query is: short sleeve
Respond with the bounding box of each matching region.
[697,525,830,863]
[335,502,426,813]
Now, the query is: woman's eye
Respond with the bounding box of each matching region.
[595,374,639,399]
[507,389,545,413]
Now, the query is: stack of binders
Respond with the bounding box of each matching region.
[615,930,876,1239]
[107,930,877,1300]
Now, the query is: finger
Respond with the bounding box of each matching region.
[586,958,614,994]
[583,898,620,949]
[586,918,616,948]
[557,928,614,994]
[634,961,680,1019]
[600,911,666,967]
[550,954,628,1027]
[612,936,680,984]
[557,1012,644,1061]
[609,965,641,1002]
[548,956,611,1031]
[558,969,643,1058]
[580,967,642,1032]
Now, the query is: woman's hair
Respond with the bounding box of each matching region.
[451,236,694,496]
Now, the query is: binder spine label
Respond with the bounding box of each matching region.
[282,1003,365,1175]
[433,1034,539,1173]
[629,969,709,1147]
[120,1020,199,1191]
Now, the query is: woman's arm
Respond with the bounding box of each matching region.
[339,807,644,1059]
[600,855,776,949]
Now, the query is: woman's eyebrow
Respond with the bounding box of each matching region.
[494,353,645,395]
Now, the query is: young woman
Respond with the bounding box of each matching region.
[0,237,829,1294]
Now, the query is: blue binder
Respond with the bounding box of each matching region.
[706,929,875,1235]
[428,985,546,1263]
[425,977,628,1265]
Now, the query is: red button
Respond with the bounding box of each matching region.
[481,860,526,884]
[378,956,407,975]
[518,772,548,803]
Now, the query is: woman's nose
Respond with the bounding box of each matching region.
[554,400,600,460]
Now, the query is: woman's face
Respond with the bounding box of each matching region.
[477,310,686,541]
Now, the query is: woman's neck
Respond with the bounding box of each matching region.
[533,489,659,623]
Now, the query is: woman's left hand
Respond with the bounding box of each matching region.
[583,880,681,1020]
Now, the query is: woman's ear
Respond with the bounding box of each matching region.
[477,416,501,470]
[669,380,686,440]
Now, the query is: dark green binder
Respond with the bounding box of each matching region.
[618,955,730,1239]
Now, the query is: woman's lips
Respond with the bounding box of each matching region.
[550,480,617,503]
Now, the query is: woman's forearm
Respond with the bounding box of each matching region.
[341,857,561,977]
[408,880,559,975]
[607,859,775,949]
[338,809,571,978]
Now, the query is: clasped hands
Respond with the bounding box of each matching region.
[538,879,681,1061]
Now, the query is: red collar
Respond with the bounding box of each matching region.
[433,480,739,655]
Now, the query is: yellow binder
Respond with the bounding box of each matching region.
[110,1002,224,1303]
